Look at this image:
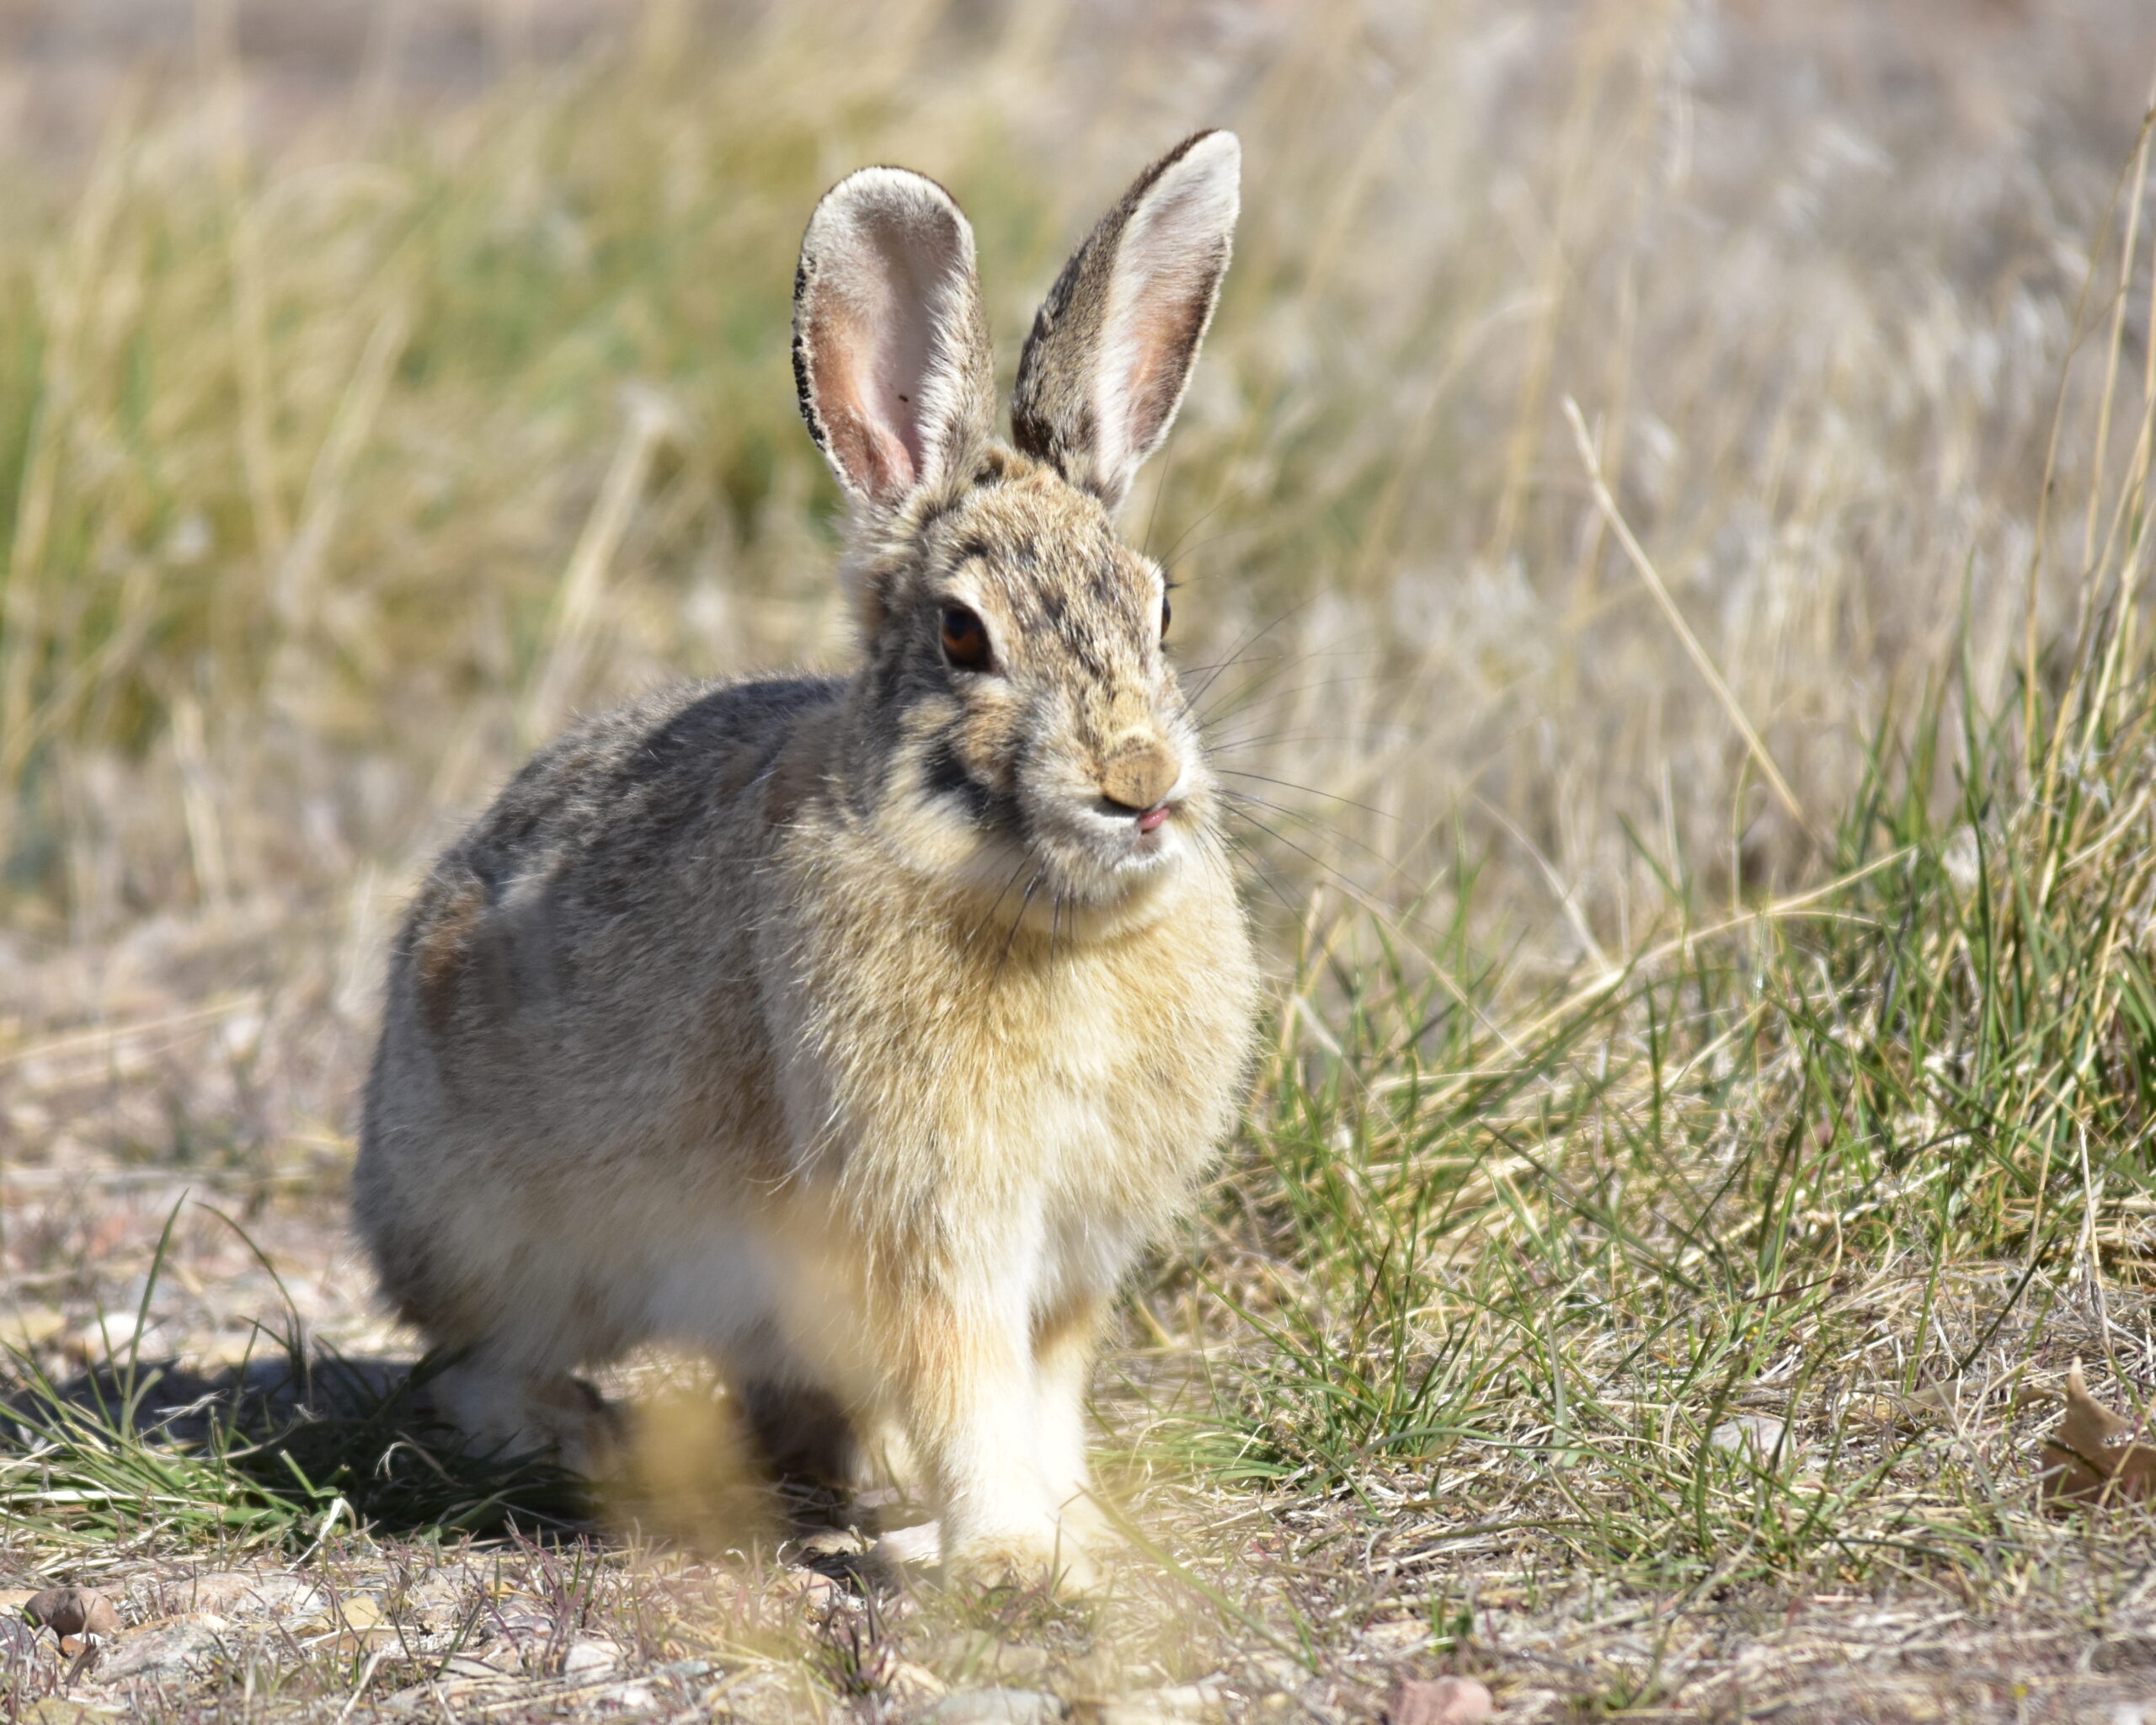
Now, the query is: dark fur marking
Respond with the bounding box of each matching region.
[923,739,1021,833]
[791,259,827,457]
[914,487,972,536]
[1071,633,1112,682]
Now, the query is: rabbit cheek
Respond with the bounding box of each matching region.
[920,736,1012,830]
[882,693,1028,879]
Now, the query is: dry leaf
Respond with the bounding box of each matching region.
[2039,1365,2156,1506]
[23,1587,120,1639]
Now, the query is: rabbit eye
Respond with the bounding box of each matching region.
[1161,591,1172,641]
[940,605,993,673]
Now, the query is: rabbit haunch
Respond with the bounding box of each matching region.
[355,131,1257,1584]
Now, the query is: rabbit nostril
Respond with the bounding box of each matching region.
[1100,738,1179,812]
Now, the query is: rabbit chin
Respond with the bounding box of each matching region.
[878,790,1203,937]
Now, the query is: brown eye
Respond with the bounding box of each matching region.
[940,604,992,673]
[1161,590,1172,641]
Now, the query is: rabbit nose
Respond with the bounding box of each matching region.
[1098,736,1181,813]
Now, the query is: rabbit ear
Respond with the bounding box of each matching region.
[793,168,995,512]
[1011,131,1240,511]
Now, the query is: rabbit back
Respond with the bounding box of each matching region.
[355,674,839,1367]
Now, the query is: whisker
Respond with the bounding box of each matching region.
[1190,634,1319,720]
[1140,425,1177,560]
[1222,804,1385,905]
[1216,768,1399,822]
[1228,805,1474,964]
[1170,652,1294,678]
[1184,602,1313,712]
[1221,788,1396,873]
[1199,671,1409,733]
[996,867,1047,975]
[1222,830,1309,922]
[1206,732,1380,754]
[1203,729,1386,754]
[964,852,1037,949]
[1190,642,1378,717]
[1155,486,1243,573]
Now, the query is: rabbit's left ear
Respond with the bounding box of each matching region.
[794,167,996,514]
[1011,131,1240,511]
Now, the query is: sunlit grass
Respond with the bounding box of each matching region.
[1177,543,2156,1614]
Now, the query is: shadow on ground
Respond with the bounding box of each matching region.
[1,1348,906,1592]
[2,1348,600,1537]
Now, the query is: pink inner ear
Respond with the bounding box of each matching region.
[823,398,914,504]
[1117,285,1209,456]
[813,294,920,505]
[805,207,958,506]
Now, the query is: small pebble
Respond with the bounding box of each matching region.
[93,1615,228,1685]
[1390,1676,1495,1725]
[1709,1413,1790,1460]
[562,1637,623,1676]
[925,1690,1065,1725]
[1092,1682,1225,1724]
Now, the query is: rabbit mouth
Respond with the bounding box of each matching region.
[1018,783,1194,905]
[894,734,1205,913]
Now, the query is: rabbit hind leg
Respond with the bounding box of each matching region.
[736,1375,860,1489]
[424,1354,622,1477]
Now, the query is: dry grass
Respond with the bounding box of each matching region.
[5,1,2156,1720]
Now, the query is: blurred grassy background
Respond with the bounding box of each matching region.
[3,0,2149,989]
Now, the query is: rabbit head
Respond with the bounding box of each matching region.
[792,131,1240,926]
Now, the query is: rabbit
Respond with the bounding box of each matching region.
[354,130,1259,1585]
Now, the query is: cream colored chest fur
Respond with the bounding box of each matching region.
[757,826,1257,1306]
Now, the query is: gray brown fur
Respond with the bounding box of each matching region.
[355,132,1256,1584]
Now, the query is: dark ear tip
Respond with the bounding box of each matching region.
[1161,129,1241,176]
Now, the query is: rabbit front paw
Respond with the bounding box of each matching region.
[943,1522,1105,1594]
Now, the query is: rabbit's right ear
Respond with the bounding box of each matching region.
[793,168,995,514]
[1011,131,1240,511]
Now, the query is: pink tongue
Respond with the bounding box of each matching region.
[1138,805,1170,834]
